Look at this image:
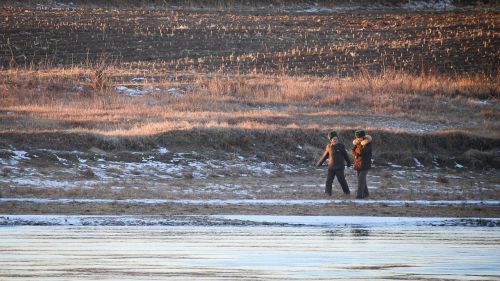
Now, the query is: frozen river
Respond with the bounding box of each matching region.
[1,215,499,280]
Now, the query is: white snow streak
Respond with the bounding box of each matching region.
[0,198,498,207]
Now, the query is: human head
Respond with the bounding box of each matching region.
[327,131,338,140]
[355,130,366,139]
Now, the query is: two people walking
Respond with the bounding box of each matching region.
[316,130,372,199]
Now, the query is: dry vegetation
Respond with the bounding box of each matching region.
[1,67,498,134]
[1,67,499,170]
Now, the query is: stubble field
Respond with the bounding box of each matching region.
[1,6,499,75]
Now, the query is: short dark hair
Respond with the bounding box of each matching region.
[328,131,338,140]
[355,130,366,138]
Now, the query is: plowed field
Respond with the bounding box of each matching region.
[1,7,498,76]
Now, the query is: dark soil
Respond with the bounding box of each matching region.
[1,6,498,76]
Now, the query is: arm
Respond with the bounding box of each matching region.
[359,143,372,157]
[351,139,360,157]
[359,135,373,157]
[342,147,351,166]
[316,147,329,167]
[351,145,359,157]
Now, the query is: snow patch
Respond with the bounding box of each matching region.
[35,2,75,9]
[402,0,455,10]
[167,87,183,97]
[55,155,70,165]
[158,147,169,154]
[298,5,356,13]
[73,85,84,92]
[77,156,87,163]
[114,85,163,96]
[388,162,402,168]
[470,99,491,106]
[12,150,30,160]
[0,178,89,189]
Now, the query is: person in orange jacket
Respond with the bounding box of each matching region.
[316,131,351,196]
[351,130,372,199]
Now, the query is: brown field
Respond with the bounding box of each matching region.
[0,1,499,216]
[1,5,499,76]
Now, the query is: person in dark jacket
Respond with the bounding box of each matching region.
[351,130,372,199]
[316,131,351,196]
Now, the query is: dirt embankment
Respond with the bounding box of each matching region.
[2,201,499,218]
[1,129,498,169]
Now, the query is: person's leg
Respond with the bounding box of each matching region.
[356,170,368,199]
[364,170,369,197]
[325,169,335,196]
[335,168,350,194]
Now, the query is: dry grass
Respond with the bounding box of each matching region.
[1,66,498,138]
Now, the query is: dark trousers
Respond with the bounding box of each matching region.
[356,170,369,198]
[325,168,350,196]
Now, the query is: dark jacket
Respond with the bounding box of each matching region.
[351,135,372,171]
[316,142,351,170]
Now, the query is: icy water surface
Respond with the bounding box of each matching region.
[1,219,499,280]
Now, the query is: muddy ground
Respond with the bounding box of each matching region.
[2,202,499,218]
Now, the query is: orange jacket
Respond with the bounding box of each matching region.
[316,142,351,170]
[351,135,372,171]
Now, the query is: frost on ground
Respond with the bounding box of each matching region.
[1,198,499,207]
[402,0,455,10]
[0,144,499,216]
[0,145,498,200]
[114,85,184,97]
[292,0,459,13]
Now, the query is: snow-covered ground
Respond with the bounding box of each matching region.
[1,143,498,219]
[295,0,459,13]
[1,145,498,204]
[0,146,292,188]
[114,84,184,97]
[1,197,499,207]
[402,0,455,10]
[20,0,497,13]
